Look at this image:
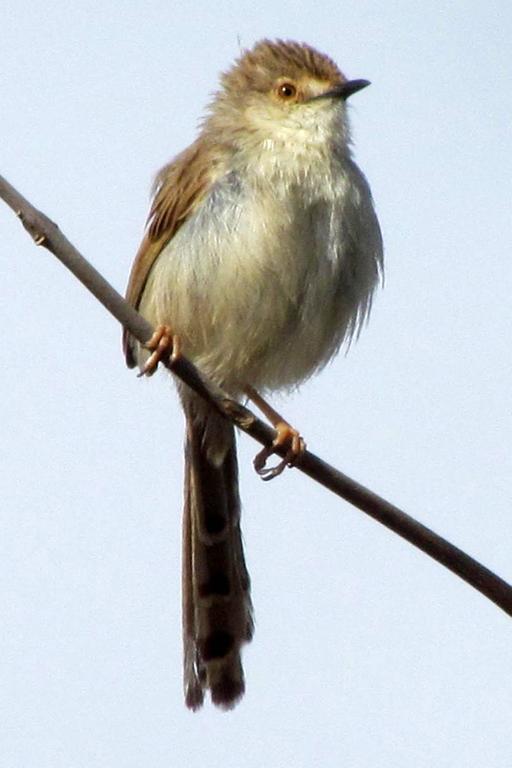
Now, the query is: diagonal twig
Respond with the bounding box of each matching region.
[1,172,511,619]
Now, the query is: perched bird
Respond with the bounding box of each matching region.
[123,39,383,710]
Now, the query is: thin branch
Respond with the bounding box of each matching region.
[2,172,512,619]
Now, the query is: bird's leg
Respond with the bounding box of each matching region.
[138,324,181,377]
[244,385,306,481]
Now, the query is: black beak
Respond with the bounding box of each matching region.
[337,78,371,99]
[310,79,371,102]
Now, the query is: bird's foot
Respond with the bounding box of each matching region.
[254,421,306,481]
[137,324,181,377]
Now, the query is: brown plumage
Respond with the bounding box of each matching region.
[123,38,382,710]
[123,139,217,367]
[181,397,253,709]
[123,106,255,710]
[220,39,343,95]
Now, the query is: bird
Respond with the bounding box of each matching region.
[123,39,383,711]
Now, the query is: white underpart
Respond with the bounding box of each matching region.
[138,102,383,395]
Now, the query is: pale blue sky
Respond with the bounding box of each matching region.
[1,2,512,766]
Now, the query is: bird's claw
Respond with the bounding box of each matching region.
[254,422,306,481]
[138,324,181,377]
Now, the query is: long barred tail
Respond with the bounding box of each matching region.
[181,399,253,710]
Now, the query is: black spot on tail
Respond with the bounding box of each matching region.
[204,511,227,535]
[200,630,234,661]
[198,572,231,599]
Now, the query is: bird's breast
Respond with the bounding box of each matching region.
[138,161,381,393]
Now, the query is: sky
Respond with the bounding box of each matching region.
[1,1,512,766]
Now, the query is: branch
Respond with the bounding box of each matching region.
[2,172,511,619]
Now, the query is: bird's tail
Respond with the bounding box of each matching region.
[182,397,253,710]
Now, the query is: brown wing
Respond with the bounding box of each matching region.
[123,137,219,367]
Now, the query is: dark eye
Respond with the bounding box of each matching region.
[277,82,297,99]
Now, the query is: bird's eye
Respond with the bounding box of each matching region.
[276,82,297,99]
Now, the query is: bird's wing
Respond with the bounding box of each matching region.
[123,137,219,367]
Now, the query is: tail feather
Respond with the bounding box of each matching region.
[182,401,253,710]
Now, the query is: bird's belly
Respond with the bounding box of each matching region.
[138,189,370,394]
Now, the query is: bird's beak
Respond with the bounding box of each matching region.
[310,79,371,102]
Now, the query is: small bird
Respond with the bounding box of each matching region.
[123,39,383,710]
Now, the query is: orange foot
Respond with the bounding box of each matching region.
[137,324,181,377]
[254,421,306,481]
